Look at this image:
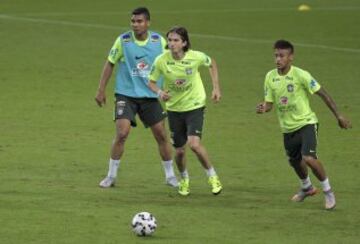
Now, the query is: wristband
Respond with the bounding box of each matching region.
[157,90,163,97]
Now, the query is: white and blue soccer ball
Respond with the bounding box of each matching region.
[131,212,157,236]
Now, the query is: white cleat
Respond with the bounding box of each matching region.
[324,191,336,210]
[99,176,115,188]
[166,176,179,187]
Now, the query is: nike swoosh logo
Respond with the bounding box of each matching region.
[135,55,147,60]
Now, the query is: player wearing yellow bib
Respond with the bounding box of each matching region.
[256,40,352,210]
[148,27,223,196]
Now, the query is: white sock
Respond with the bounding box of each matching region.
[162,160,175,178]
[300,176,312,190]
[107,158,120,178]
[180,170,189,179]
[320,178,331,192]
[205,167,217,177]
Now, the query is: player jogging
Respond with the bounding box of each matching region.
[256,40,352,210]
[148,26,223,196]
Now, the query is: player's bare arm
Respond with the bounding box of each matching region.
[209,58,221,103]
[95,61,114,107]
[256,102,273,114]
[148,80,171,101]
[315,87,352,129]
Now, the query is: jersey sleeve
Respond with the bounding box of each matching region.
[302,71,321,94]
[148,56,162,82]
[107,37,123,64]
[197,51,212,67]
[264,73,274,102]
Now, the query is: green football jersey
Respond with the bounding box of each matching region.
[149,50,212,112]
[108,31,167,64]
[264,66,321,133]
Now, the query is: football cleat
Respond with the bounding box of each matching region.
[291,186,318,202]
[166,176,179,187]
[178,178,190,196]
[99,176,116,188]
[208,175,222,195]
[324,190,336,210]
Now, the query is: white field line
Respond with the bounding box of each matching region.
[1,14,359,54]
[4,6,360,16]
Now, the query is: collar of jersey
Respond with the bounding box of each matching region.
[168,50,190,61]
[277,65,293,76]
[131,31,150,46]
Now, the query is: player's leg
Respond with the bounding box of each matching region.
[99,95,136,188]
[99,119,132,188]
[186,108,222,195]
[301,124,335,210]
[150,120,178,187]
[168,111,189,195]
[284,128,318,202]
[175,146,190,196]
[187,135,212,169]
[111,119,132,160]
[139,99,178,187]
[187,135,222,195]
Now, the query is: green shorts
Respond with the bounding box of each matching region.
[114,94,167,127]
[167,107,205,148]
[283,124,318,164]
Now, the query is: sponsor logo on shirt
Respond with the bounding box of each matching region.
[175,79,186,86]
[169,81,192,91]
[132,61,150,77]
[135,55,147,60]
[273,78,280,82]
[280,96,288,105]
[137,61,149,70]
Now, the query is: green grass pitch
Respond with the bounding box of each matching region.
[1,0,360,243]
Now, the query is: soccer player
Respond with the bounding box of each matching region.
[95,7,178,188]
[148,26,223,196]
[256,40,352,210]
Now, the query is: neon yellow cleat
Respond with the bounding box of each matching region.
[178,178,190,196]
[208,176,222,195]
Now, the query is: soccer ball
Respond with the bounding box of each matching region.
[131,212,157,236]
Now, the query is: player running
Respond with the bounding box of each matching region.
[148,26,223,196]
[256,40,352,210]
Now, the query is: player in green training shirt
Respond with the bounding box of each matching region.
[256,40,352,210]
[148,26,223,196]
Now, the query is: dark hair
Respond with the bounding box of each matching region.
[166,26,191,52]
[132,7,150,20]
[274,40,294,53]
